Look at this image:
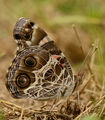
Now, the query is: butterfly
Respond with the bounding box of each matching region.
[6,18,77,101]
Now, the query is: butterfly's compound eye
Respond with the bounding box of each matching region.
[30,21,35,26]
[24,56,37,67]
[14,34,21,39]
[16,74,30,88]
[23,21,35,40]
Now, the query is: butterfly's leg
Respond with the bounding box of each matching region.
[15,39,29,54]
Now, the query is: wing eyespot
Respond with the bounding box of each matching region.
[24,56,37,67]
[16,74,30,88]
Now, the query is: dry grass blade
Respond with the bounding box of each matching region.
[74,105,93,120]
[0,99,21,109]
[72,24,85,56]
[99,104,105,117]
[0,99,75,120]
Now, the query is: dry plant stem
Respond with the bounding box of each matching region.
[98,40,104,64]
[19,105,25,120]
[79,75,93,95]
[40,99,57,111]
[89,39,98,68]
[72,24,85,56]
[0,99,21,109]
[74,40,100,119]
[19,109,24,120]
[85,89,100,96]
[87,39,101,90]
[74,75,93,100]
[86,101,93,108]
[74,95,105,120]
[72,25,100,90]
[99,104,105,117]
[52,114,58,120]
[0,99,58,113]
[78,47,93,73]
[74,105,93,120]
[72,24,95,73]
[0,99,73,119]
[87,64,101,90]
[49,99,58,111]
[100,77,105,98]
[92,95,105,110]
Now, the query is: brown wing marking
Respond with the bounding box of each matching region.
[41,41,61,55]
[31,26,48,45]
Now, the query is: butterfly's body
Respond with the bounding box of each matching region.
[6,18,75,101]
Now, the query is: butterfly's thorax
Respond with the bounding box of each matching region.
[6,18,75,101]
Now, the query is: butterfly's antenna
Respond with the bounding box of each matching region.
[72,24,98,73]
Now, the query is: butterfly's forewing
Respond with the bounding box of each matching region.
[6,18,75,100]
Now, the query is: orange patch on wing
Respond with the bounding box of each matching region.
[53,55,59,59]
[61,64,65,67]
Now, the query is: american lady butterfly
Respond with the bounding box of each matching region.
[6,18,78,100]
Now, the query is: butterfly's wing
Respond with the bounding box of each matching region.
[31,26,48,45]
[24,41,75,100]
[6,18,75,100]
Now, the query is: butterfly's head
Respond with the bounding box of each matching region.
[13,18,35,41]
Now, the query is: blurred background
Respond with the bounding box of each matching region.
[0,0,105,119]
